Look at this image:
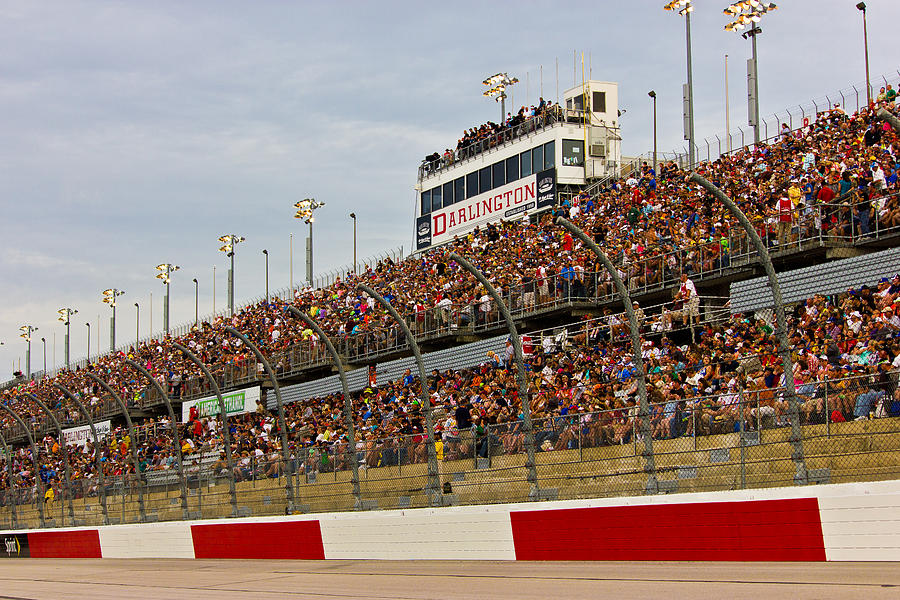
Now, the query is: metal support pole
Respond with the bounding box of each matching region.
[125,359,190,518]
[0,405,44,527]
[554,219,658,493]
[50,386,109,525]
[0,430,18,529]
[750,29,761,146]
[877,108,900,133]
[85,372,146,522]
[223,327,295,513]
[356,284,441,503]
[286,307,361,509]
[229,251,235,316]
[171,342,238,517]
[306,221,313,286]
[446,255,543,496]
[22,395,75,525]
[685,11,696,166]
[689,173,808,485]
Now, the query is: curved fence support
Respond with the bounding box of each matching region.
[554,218,659,493]
[356,284,441,503]
[125,359,189,517]
[0,405,44,527]
[690,172,808,485]
[446,254,541,496]
[22,394,76,524]
[171,342,238,517]
[224,327,295,514]
[50,385,109,525]
[877,107,900,133]
[0,430,19,529]
[84,372,146,523]
[285,306,361,508]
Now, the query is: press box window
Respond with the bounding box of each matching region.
[466,171,478,199]
[492,161,505,188]
[593,91,607,113]
[478,166,491,194]
[505,155,519,182]
[431,185,442,210]
[532,145,544,174]
[562,139,584,167]
[421,189,431,215]
[454,177,465,205]
[520,149,532,177]
[543,141,555,170]
[442,182,453,207]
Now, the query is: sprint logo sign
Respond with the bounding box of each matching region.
[2,534,29,558]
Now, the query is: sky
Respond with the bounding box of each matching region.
[0,0,897,378]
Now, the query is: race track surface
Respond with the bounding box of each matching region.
[1,559,898,599]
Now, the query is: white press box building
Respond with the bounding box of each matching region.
[415,80,622,252]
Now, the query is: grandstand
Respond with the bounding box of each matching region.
[2,76,900,544]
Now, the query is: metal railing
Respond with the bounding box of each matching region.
[3,368,899,528]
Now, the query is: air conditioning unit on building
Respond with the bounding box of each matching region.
[589,143,606,158]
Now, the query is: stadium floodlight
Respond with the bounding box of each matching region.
[482,72,518,123]
[57,308,77,368]
[724,2,776,146]
[156,263,180,334]
[217,235,245,315]
[19,325,37,378]
[856,2,871,106]
[293,199,325,285]
[101,288,125,351]
[663,0,696,167]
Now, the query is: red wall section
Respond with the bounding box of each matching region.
[28,530,102,558]
[191,520,325,559]
[511,498,826,561]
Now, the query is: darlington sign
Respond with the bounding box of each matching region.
[416,168,556,250]
[62,420,111,449]
[181,386,260,423]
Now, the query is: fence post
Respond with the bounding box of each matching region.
[171,342,238,518]
[19,394,75,526]
[690,173,808,485]
[223,327,296,514]
[49,386,109,526]
[125,359,190,518]
[0,406,44,528]
[0,430,19,529]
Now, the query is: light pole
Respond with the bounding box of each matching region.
[725,1,778,147]
[18,325,37,379]
[134,302,140,344]
[648,90,657,174]
[483,72,519,123]
[40,337,46,376]
[218,234,244,315]
[155,263,180,335]
[192,278,199,326]
[664,0,696,166]
[102,288,125,352]
[293,199,325,286]
[262,249,269,303]
[57,307,77,369]
[349,212,357,275]
[857,2,871,106]
[85,321,91,362]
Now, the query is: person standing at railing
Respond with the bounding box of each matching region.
[774,192,795,249]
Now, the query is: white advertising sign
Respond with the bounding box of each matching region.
[62,420,112,448]
[181,386,260,423]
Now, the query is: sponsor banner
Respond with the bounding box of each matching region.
[2,533,29,558]
[415,215,432,250]
[420,171,557,250]
[62,420,111,449]
[535,168,556,209]
[181,386,260,423]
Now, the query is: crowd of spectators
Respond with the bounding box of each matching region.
[422,97,563,174]
[2,97,900,505]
